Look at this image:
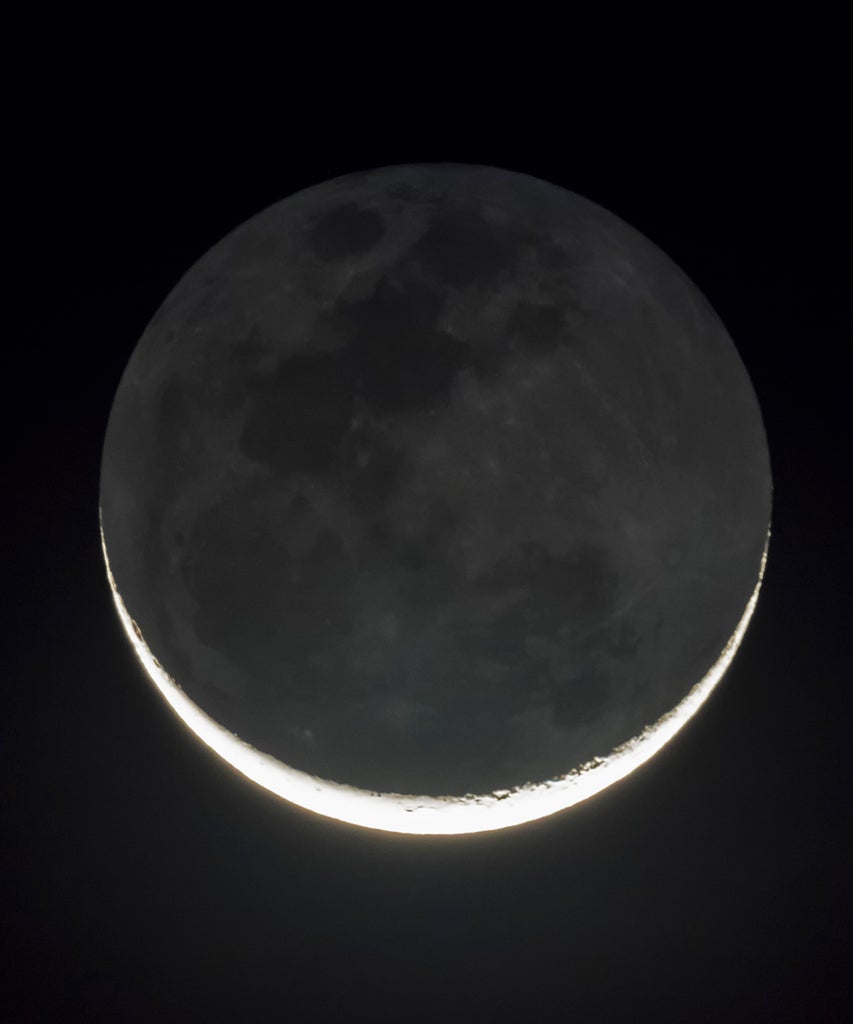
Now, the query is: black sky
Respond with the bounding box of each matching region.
[6,70,851,1023]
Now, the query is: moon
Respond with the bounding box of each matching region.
[100,164,771,835]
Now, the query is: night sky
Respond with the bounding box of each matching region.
[6,73,851,1022]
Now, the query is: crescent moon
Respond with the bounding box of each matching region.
[101,517,768,835]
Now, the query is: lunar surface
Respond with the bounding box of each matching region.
[100,164,771,834]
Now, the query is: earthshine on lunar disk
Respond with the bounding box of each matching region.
[100,165,771,835]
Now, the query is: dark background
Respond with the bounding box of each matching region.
[6,65,851,1022]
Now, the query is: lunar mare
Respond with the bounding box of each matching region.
[101,520,768,834]
[100,164,772,831]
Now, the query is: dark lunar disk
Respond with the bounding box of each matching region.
[101,164,771,798]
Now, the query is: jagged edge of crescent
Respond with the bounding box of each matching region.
[99,512,770,836]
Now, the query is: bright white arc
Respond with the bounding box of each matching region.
[101,519,769,836]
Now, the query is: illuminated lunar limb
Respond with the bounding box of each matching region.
[102,522,768,836]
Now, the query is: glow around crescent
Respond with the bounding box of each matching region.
[100,516,769,836]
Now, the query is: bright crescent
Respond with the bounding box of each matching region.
[101,518,768,836]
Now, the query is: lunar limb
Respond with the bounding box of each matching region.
[102,521,768,834]
[100,164,772,832]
